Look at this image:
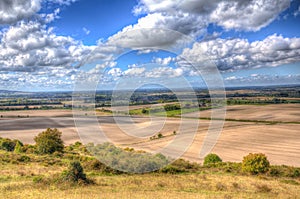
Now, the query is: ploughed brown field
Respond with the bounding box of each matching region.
[0,104,299,166]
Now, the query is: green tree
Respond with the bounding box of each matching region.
[34,128,64,154]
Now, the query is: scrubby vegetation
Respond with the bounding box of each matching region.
[242,153,270,174]
[34,128,64,154]
[0,137,22,152]
[203,153,222,166]
[0,129,299,198]
[60,161,93,185]
[87,142,170,173]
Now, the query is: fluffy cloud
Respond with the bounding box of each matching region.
[133,0,221,15]
[0,68,77,91]
[145,66,183,78]
[0,0,297,90]
[0,0,41,24]
[107,12,203,49]
[109,0,290,53]
[224,74,300,86]
[41,8,61,23]
[107,68,122,77]
[153,56,175,66]
[123,67,146,76]
[103,62,185,80]
[210,0,290,31]
[181,34,300,71]
[0,20,94,72]
[134,0,290,32]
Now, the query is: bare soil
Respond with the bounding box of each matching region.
[0,104,299,166]
[182,104,300,123]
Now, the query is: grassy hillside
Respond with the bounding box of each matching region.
[0,136,299,198]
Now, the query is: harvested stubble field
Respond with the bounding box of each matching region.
[0,104,299,166]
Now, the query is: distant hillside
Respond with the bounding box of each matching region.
[0,90,34,95]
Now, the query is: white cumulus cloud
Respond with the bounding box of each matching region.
[0,20,94,72]
[180,34,300,71]
[134,0,290,32]
[0,0,41,24]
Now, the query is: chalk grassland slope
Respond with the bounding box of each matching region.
[1,173,300,199]
[0,147,299,199]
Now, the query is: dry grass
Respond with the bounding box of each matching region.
[1,172,299,199]
[0,142,299,198]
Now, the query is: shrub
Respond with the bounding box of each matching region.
[160,159,201,174]
[203,153,222,166]
[268,165,300,178]
[164,104,181,111]
[22,144,36,154]
[0,138,22,152]
[74,141,83,147]
[157,133,163,139]
[172,158,200,171]
[14,141,23,153]
[85,159,103,170]
[160,165,185,174]
[268,166,281,177]
[0,139,16,151]
[64,145,74,151]
[222,162,242,173]
[292,169,300,178]
[34,128,64,154]
[242,153,270,174]
[124,147,134,152]
[61,161,91,184]
[84,159,120,174]
[88,143,170,173]
[141,108,149,114]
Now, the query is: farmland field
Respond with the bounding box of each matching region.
[1,104,299,166]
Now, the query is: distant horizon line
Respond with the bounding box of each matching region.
[0,83,299,93]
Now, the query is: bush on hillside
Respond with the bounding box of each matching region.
[160,158,201,173]
[61,161,92,184]
[34,128,64,154]
[87,143,170,173]
[242,153,270,174]
[0,137,23,152]
[203,153,222,166]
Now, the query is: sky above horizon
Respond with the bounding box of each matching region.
[0,0,299,91]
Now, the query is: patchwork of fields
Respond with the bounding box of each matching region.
[0,104,299,166]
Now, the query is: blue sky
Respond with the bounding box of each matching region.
[47,0,139,45]
[0,0,299,91]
